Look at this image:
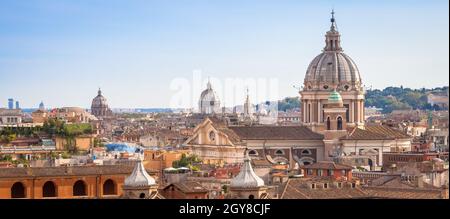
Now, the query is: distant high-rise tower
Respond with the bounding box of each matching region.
[15,101,20,109]
[8,98,14,109]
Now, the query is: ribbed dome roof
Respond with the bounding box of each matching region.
[91,89,109,108]
[303,11,362,91]
[230,154,265,188]
[305,52,361,85]
[124,159,156,187]
[199,81,220,103]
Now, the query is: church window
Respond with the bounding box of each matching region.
[351,183,356,188]
[311,183,316,189]
[248,195,255,199]
[326,117,331,130]
[337,117,343,130]
[308,104,311,123]
[324,183,328,189]
[344,104,350,122]
[318,169,323,176]
[323,85,329,90]
[139,193,146,199]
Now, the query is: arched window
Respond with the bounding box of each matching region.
[275,150,284,155]
[42,181,57,198]
[337,117,343,130]
[11,182,26,198]
[139,193,146,199]
[103,179,116,195]
[326,117,331,130]
[73,180,87,197]
[248,194,255,199]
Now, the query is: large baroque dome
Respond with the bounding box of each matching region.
[198,80,221,114]
[91,88,111,118]
[300,11,366,130]
[303,11,362,92]
[92,89,108,108]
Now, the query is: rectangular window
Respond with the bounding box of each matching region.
[318,169,323,176]
[328,170,334,176]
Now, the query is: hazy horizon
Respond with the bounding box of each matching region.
[1,0,448,109]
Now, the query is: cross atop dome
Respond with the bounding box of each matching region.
[330,9,337,31]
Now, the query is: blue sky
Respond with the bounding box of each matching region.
[0,0,448,108]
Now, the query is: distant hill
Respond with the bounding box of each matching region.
[276,86,449,113]
[365,86,448,113]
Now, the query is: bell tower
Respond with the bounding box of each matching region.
[322,90,348,160]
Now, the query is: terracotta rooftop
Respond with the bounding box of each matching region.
[162,181,208,193]
[228,126,324,141]
[281,178,369,199]
[301,161,353,170]
[361,175,446,199]
[342,125,411,140]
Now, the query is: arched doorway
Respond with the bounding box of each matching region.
[11,182,26,198]
[73,180,87,197]
[43,181,57,198]
[103,179,116,195]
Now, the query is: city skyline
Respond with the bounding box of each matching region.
[0,0,449,108]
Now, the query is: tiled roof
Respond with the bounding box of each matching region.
[365,125,411,139]
[301,161,352,170]
[342,125,411,140]
[281,178,369,199]
[362,175,445,199]
[362,187,443,199]
[162,181,208,193]
[228,126,324,140]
